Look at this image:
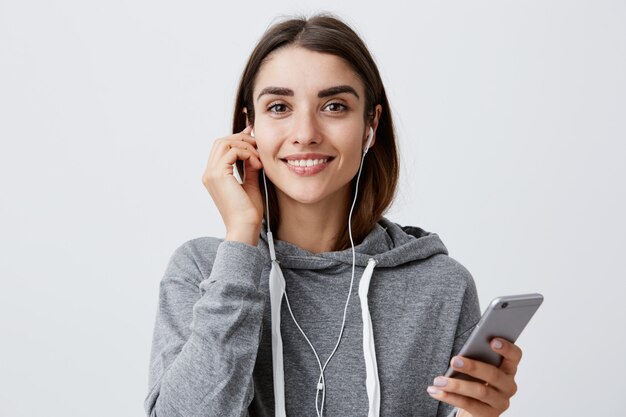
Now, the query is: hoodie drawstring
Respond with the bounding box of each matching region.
[358,257,380,417]
[268,231,288,417]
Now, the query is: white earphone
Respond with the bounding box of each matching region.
[363,126,374,154]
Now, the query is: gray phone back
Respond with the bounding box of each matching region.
[444,293,544,381]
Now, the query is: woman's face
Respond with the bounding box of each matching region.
[250,46,380,208]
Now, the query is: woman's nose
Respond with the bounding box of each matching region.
[291,110,321,146]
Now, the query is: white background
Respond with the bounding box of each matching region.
[1,0,624,416]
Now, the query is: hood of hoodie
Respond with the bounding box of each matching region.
[258,216,448,270]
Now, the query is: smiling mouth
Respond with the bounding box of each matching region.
[280,156,335,167]
[279,156,336,176]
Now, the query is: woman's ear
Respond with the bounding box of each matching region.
[243,107,250,126]
[243,106,256,127]
[366,104,383,149]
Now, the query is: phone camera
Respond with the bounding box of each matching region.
[501,302,509,309]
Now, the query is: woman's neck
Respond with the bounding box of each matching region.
[275,191,350,254]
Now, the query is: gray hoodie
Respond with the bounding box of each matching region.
[145,217,481,417]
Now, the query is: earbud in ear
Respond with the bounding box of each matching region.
[363,126,374,154]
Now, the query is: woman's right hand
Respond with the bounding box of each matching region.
[202,125,264,246]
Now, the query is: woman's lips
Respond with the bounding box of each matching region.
[281,157,334,176]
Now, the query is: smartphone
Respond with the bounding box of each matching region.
[444,293,544,382]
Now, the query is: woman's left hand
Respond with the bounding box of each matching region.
[426,338,522,417]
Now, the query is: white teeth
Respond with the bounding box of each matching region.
[287,158,328,167]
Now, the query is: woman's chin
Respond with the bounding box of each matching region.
[276,185,338,207]
[283,191,326,205]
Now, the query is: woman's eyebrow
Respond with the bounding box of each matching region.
[318,85,360,99]
[256,85,360,102]
[256,87,293,102]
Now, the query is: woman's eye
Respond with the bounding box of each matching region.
[325,102,347,112]
[268,103,287,113]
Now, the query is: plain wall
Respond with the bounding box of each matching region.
[1,0,624,415]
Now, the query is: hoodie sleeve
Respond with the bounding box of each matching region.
[450,270,481,357]
[436,268,482,417]
[144,240,266,417]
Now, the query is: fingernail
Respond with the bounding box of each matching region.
[434,377,447,387]
[452,357,464,368]
[427,386,440,395]
[493,339,503,349]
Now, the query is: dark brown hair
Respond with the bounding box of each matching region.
[232,13,399,251]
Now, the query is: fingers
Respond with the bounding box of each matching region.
[426,387,495,416]
[220,127,259,156]
[427,376,510,411]
[225,141,261,160]
[239,124,258,148]
[431,390,510,417]
[428,340,522,416]
[208,127,262,170]
[203,127,263,188]
[491,338,522,376]
[446,355,517,396]
[222,146,263,171]
[201,125,265,239]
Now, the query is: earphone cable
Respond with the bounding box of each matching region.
[318,148,367,416]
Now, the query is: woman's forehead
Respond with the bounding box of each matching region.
[252,46,365,100]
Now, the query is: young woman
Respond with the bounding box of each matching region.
[145,14,522,417]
